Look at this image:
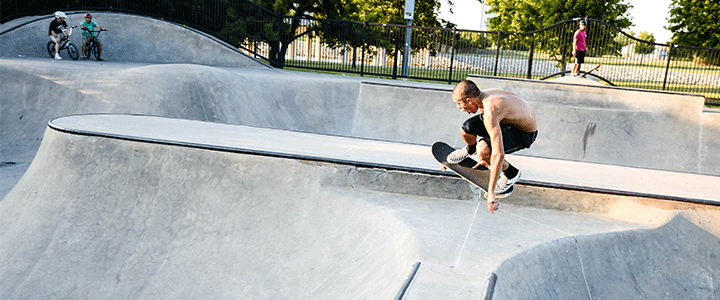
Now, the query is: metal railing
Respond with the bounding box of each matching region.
[3,0,719,105]
[251,16,719,105]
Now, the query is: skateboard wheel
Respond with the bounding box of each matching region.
[440,166,447,171]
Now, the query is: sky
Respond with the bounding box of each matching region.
[437,0,674,43]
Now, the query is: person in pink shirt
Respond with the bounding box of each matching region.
[572,20,587,77]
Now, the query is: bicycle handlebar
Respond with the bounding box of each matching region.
[81,28,107,38]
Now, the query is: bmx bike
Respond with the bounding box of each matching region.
[82,28,107,61]
[46,26,79,60]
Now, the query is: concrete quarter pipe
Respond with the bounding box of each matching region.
[0,122,420,299]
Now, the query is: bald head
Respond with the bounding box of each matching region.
[453,80,482,100]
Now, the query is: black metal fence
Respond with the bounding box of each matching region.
[253,17,720,105]
[3,0,719,105]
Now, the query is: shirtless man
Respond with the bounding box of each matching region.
[448,80,538,213]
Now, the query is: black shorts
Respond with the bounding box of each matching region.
[575,50,586,64]
[462,115,537,154]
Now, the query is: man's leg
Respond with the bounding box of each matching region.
[448,130,477,164]
[494,130,537,193]
[571,63,579,76]
[81,41,86,57]
[97,40,104,60]
[51,36,61,59]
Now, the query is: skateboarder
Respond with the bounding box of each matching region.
[572,20,588,77]
[447,80,538,213]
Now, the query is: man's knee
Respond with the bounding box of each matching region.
[479,143,491,156]
[461,115,483,135]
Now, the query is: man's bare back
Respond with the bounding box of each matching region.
[479,89,537,133]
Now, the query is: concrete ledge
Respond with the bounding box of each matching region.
[701,109,720,174]
[47,114,720,205]
[467,75,708,174]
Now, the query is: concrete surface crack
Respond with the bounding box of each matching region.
[573,236,593,300]
[453,191,483,268]
[192,76,210,122]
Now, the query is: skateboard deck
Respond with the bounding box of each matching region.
[431,141,513,198]
[581,64,601,78]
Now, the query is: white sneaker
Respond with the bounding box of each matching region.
[447,148,470,164]
[495,170,521,194]
[54,53,62,60]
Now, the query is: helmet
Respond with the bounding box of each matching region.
[579,20,587,25]
[54,11,67,19]
[85,13,92,19]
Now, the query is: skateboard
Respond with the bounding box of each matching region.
[431,141,513,199]
[580,64,601,78]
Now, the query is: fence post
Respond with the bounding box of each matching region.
[494,32,501,76]
[448,28,457,84]
[527,39,535,79]
[393,29,401,79]
[403,21,413,78]
[272,15,282,68]
[361,22,367,77]
[663,43,673,91]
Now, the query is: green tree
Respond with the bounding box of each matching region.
[247,0,359,66]
[634,31,655,55]
[482,0,632,69]
[614,30,635,48]
[667,0,720,48]
[484,0,632,32]
[321,0,448,68]
[232,0,449,67]
[634,31,655,66]
[355,0,444,27]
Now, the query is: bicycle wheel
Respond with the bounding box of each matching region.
[67,43,79,60]
[91,43,100,61]
[46,41,56,58]
[83,42,93,59]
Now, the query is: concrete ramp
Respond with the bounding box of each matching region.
[490,212,720,299]
[0,12,268,67]
[3,114,720,299]
[0,123,420,299]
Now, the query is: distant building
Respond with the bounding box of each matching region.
[621,43,666,60]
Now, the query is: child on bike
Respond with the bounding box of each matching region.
[48,11,72,60]
[80,13,108,61]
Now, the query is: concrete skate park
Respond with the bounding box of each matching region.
[2,12,720,299]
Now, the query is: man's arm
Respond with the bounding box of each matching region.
[572,31,578,55]
[482,99,505,213]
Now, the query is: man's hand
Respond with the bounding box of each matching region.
[486,192,499,214]
[472,160,489,169]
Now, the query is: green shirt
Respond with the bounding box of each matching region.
[81,21,99,37]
